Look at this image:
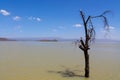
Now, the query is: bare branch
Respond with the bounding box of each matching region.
[88,19,96,42]
[79,45,85,51]
[102,16,109,31]
[79,10,110,50]
[85,16,91,24]
[91,10,111,18]
[101,10,111,15]
[80,39,85,48]
[80,11,86,24]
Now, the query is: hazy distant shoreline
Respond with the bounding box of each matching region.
[0,37,119,43]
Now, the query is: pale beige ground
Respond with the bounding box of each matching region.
[0,42,120,80]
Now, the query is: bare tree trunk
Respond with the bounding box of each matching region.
[84,50,89,77]
[79,10,110,78]
[80,11,90,78]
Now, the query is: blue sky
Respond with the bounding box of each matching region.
[0,0,120,40]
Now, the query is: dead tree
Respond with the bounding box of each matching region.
[79,11,110,77]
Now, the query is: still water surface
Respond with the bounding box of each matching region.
[0,41,120,80]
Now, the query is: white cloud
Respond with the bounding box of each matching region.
[58,26,66,29]
[73,24,82,28]
[28,16,42,22]
[16,25,21,29]
[14,25,23,32]
[36,17,41,22]
[19,30,23,32]
[101,26,115,35]
[13,16,21,21]
[28,16,35,20]
[52,29,57,32]
[109,26,115,30]
[104,26,115,31]
[28,16,32,20]
[0,9,10,16]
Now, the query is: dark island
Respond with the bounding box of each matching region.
[0,38,9,41]
[39,39,58,42]
[0,38,17,41]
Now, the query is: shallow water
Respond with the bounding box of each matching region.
[0,41,120,80]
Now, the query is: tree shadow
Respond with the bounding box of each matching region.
[48,65,84,78]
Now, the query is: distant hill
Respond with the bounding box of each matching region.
[0,38,16,41]
[0,38,9,41]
